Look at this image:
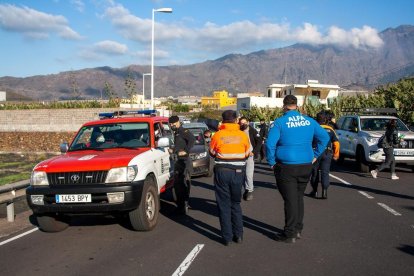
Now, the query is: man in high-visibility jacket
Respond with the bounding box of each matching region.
[309,111,340,199]
[209,110,251,246]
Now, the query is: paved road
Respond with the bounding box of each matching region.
[0,160,413,275]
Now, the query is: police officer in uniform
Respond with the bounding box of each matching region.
[209,110,251,245]
[168,116,195,215]
[266,95,329,243]
[258,118,268,163]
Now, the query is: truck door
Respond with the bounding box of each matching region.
[337,117,358,156]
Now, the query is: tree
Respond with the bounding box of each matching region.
[124,69,137,105]
[69,71,81,100]
[375,77,414,123]
[239,106,283,122]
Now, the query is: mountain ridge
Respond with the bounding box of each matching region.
[1,25,414,100]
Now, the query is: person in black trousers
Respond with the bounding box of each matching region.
[371,119,400,180]
[258,119,268,163]
[266,95,329,243]
[309,112,340,199]
[168,116,195,215]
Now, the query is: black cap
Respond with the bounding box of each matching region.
[168,115,180,124]
[283,95,297,105]
[316,112,326,124]
[222,110,237,123]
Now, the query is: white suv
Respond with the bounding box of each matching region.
[336,108,414,172]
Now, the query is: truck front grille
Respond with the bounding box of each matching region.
[395,139,414,149]
[48,171,108,185]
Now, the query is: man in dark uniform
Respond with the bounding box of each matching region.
[168,115,195,215]
[258,119,268,163]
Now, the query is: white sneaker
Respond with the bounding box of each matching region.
[391,174,399,180]
[370,170,378,179]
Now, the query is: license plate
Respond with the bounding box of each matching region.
[56,194,91,203]
[394,150,414,156]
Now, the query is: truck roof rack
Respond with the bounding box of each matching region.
[99,109,157,119]
[341,108,397,115]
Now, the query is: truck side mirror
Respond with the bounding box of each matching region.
[60,142,69,153]
[156,137,170,148]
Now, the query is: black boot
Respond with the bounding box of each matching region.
[321,189,327,199]
[308,189,318,198]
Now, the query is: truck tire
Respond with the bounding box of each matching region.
[205,159,214,177]
[36,214,69,232]
[129,176,159,231]
[356,147,370,173]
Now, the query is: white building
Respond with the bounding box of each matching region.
[0,91,6,102]
[237,80,340,113]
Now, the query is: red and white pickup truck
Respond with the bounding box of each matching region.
[26,110,174,232]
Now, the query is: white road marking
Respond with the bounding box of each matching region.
[377,203,402,216]
[0,228,38,246]
[172,244,204,276]
[358,191,374,199]
[329,174,352,186]
[330,174,404,216]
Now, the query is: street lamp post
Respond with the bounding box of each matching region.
[142,73,151,103]
[151,7,173,110]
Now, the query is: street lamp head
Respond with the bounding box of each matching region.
[154,7,173,13]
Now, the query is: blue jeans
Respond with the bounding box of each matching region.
[214,166,245,242]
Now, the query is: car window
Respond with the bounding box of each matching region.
[186,128,205,145]
[360,118,409,131]
[342,117,357,131]
[162,122,174,144]
[337,117,345,129]
[70,123,150,150]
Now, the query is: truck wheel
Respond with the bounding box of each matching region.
[205,160,214,177]
[36,214,69,232]
[129,176,159,231]
[205,168,213,177]
[356,148,370,173]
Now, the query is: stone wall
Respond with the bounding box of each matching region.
[0,108,115,153]
[0,108,116,132]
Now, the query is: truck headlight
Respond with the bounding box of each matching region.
[31,171,49,186]
[105,166,137,183]
[194,152,208,160]
[367,136,379,144]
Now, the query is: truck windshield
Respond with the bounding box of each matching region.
[69,123,150,151]
[360,118,409,131]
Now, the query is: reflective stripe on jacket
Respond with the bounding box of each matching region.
[209,123,250,165]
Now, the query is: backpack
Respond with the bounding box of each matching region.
[377,134,386,148]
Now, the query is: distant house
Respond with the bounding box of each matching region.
[0,91,6,102]
[237,80,340,113]
[278,80,340,106]
[201,90,237,109]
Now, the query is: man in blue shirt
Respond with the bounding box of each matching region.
[266,95,329,243]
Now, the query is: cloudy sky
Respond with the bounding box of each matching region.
[0,0,413,77]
